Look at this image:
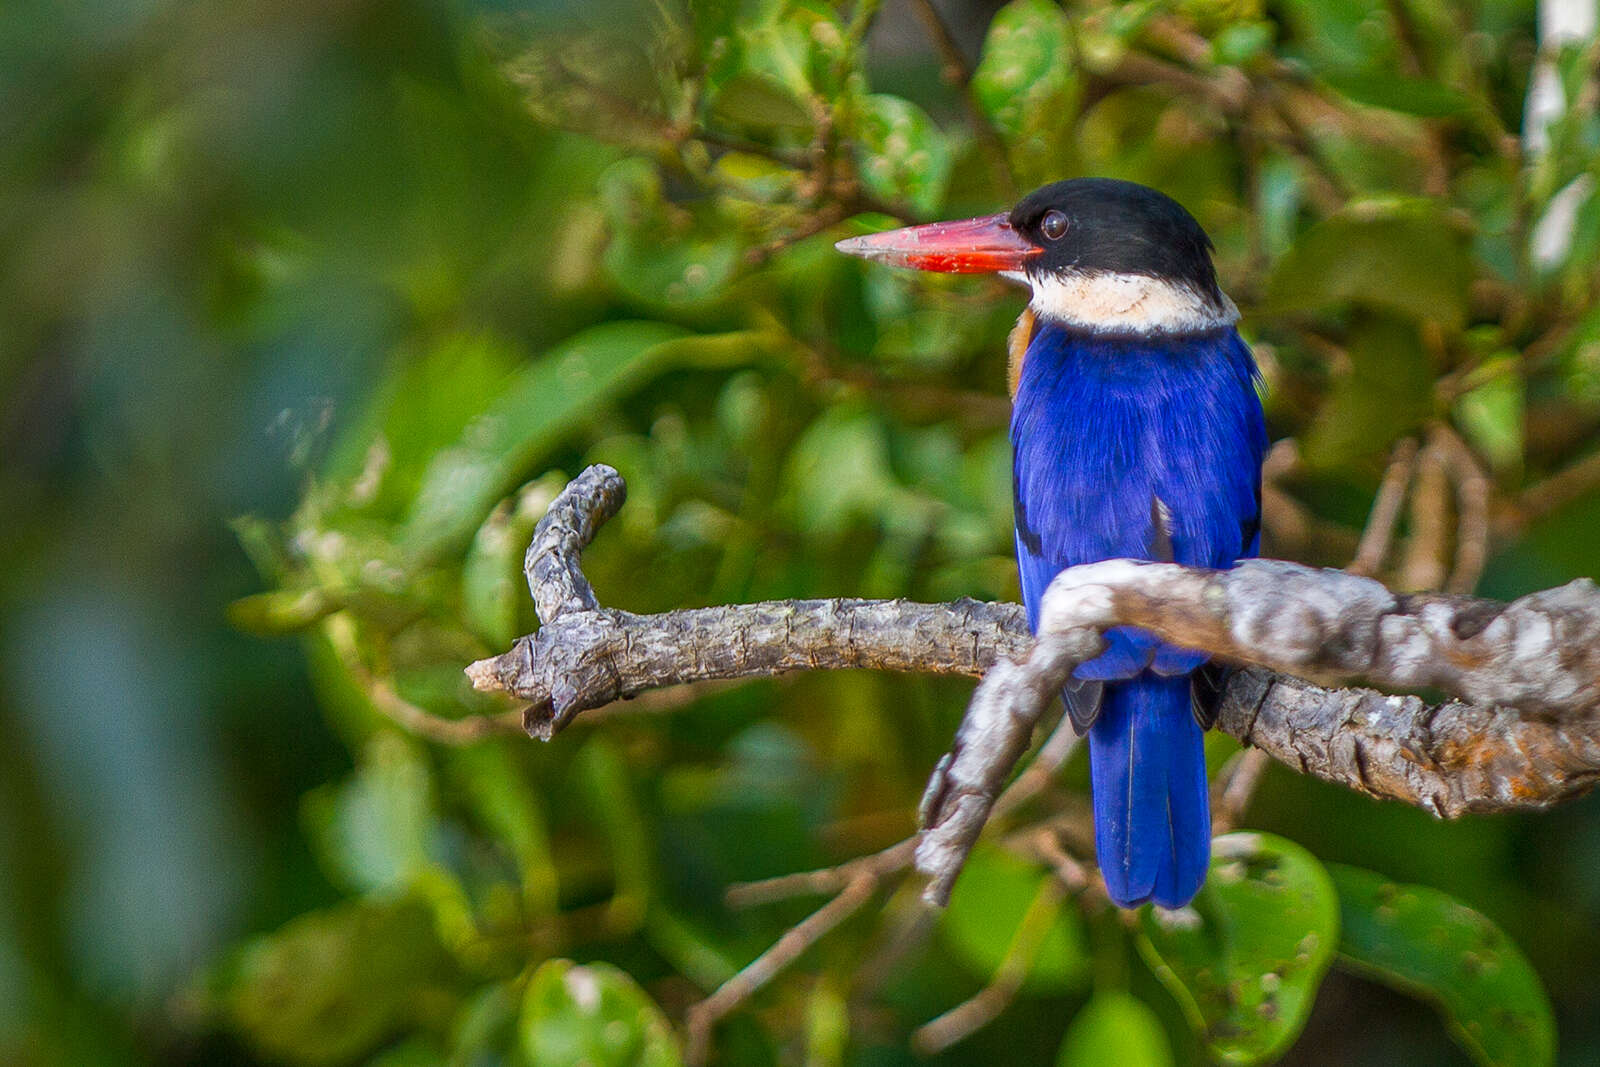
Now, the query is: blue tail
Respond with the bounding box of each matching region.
[1088,674,1210,909]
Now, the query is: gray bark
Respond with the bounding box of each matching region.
[467,466,1600,902]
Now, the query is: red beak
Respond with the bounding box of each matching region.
[835,213,1040,273]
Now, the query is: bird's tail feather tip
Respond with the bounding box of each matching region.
[1088,673,1211,909]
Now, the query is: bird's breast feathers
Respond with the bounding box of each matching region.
[1010,322,1265,577]
[1009,322,1267,678]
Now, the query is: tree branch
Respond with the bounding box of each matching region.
[468,467,1600,902]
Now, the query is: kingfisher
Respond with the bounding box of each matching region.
[837,178,1267,908]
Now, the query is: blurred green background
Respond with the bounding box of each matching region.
[3,0,1600,1063]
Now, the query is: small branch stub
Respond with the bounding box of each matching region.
[524,463,626,625]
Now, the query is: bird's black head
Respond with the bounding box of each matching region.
[1006,178,1221,299]
[837,177,1234,334]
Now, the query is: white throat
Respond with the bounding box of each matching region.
[1007,270,1238,334]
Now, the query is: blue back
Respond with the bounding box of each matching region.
[1012,323,1266,678]
[1010,320,1266,907]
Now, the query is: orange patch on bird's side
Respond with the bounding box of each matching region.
[1007,307,1036,397]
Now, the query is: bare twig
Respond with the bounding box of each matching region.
[1348,438,1419,578]
[913,556,1600,900]
[469,594,1029,740]
[1434,425,1493,594]
[1212,748,1274,834]
[849,889,940,996]
[709,716,1084,1043]
[743,202,850,265]
[1259,83,1356,203]
[1400,439,1453,591]
[1519,446,1600,524]
[1259,438,1360,563]
[910,877,1068,1054]
[990,711,1080,822]
[707,719,1081,1045]
[524,464,626,625]
[913,627,1097,904]
[1383,0,1431,77]
[727,714,1078,909]
[1100,51,1251,114]
[474,467,1600,919]
[1262,437,1302,482]
[326,615,523,743]
[726,839,916,909]
[691,127,810,169]
[685,874,877,1065]
[1022,825,1097,898]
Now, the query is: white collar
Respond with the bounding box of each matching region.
[1006,270,1238,334]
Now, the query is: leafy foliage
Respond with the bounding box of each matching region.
[1056,990,1174,1065]
[1138,833,1339,1064]
[1331,865,1556,1067]
[520,960,682,1067]
[942,845,1090,992]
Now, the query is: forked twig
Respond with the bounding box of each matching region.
[685,875,878,1064]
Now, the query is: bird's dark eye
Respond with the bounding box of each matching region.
[1040,210,1068,241]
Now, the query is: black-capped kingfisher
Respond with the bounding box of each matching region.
[838,179,1267,908]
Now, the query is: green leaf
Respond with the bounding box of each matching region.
[782,405,898,542]
[604,229,744,309]
[400,320,690,556]
[301,734,477,951]
[226,588,338,635]
[972,0,1079,187]
[519,959,681,1067]
[1212,21,1275,67]
[1322,70,1477,118]
[448,742,559,918]
[225,898,452,1066]
[850,94,952,217]
[711,150,803,205]
[368,1038,445,1067]
[942,844,1090,993]
[1552,301,1600,404]
[707,71,814,131]
[303,733,436,895]
[1137,832,1339,1065]
[1275,0,1394,71]
[1057,992,1174,1066]
[597,157,747,308]
[460,476,563,648]
[1330,865,1555,1067]
[576,738,654,932]
[804,977,849,1067]
[1265,200,1473,328]
[449,981,520,1064]
[688,1,745,89]
[738,16,820,105]
[1453,357,1524,473]
[1301,313,1436,469]
[323,331,521,517]
[1075,0,1163,70]
[1257,154,1303,258]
